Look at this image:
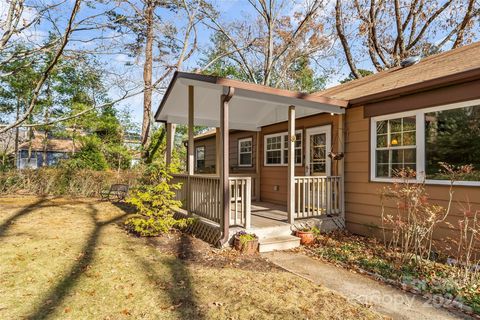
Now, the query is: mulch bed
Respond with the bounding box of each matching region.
[147,231,283,272]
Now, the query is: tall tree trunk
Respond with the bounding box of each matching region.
[336,0,362,79]
[14,100,20,168]
[42,83,51,166]
[141,0,155,153]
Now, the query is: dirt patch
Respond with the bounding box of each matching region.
[148,231,282,272]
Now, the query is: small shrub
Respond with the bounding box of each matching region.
[235,231,258,245]
[124,166,191,237]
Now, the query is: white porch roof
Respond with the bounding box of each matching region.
[155,72,348,131]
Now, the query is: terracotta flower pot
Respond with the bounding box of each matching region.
[296,230,315,245]
[234,236,259,254]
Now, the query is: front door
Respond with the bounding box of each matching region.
[305,125,331,176]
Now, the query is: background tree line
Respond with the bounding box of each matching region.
[0,0,478,171]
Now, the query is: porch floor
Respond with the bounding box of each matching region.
[250,201,289,228]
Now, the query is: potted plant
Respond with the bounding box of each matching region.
[233,231,258,254]
[294,225,319,245]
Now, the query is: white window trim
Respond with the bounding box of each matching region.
[238,137,253,167]
[370,98,480,186]
[264,130,303,167]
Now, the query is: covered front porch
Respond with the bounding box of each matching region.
[155,72,348,247]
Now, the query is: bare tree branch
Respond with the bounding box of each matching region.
[0,0,81,134]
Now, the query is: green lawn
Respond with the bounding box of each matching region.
[0,196,380,319]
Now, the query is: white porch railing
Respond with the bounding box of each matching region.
[229,177,251,228]
[171,174,342,227]
[231,173,258,200]
[171,174,251,228]
[294,176,342,218]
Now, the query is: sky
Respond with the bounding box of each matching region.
[2,0,474,128]
[0,0,358,127]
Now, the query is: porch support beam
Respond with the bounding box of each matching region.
[215,127,221,175]
[219,86,235,246]
[187,85,194,175]
[287,105,295,224]
[165,122,176,167]
[338,114,345,219]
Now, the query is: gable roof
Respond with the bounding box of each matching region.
[155,72,347,131]
[315,42,480,105]
[18,136,75,153]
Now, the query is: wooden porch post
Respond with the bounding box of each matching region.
[220,87,234,245]
[255,131,261,201]
[287,105,295,224]
[165,122,176,167]
[186,86,194,214]
[338,114,345,218]
[215,127,221,175]
[187,85,195,176]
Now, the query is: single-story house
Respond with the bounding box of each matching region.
[17,134,74,169]
[155,42,480,252]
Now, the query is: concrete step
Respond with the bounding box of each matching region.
[258,235,300,253]
[248,224,293,239]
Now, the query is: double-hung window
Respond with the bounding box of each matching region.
[265,131,302,166]
[374,116,417,178]
[195,146,205,171]
[371,99,480,184]
[238,137,253,166]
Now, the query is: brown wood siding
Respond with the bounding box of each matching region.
[363,79,480,117]
[259,113,340,205]
[193,131,257,174]
[344,106,480,252]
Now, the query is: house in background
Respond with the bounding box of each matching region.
[156,42,480,252]
[123,131,142,167]
[17,133,74,169]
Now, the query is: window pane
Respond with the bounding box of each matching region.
[425,105,480,180]
[266,150,281,164]
[402,132,416,146]
[240,153,251,165]
[390,133,401,146]
[377,120,387,134]
[267,136,281,150]
[376,150,389,164]
[377,134,387,148]
[376,164,389,177]
[403,116,416,131]
[295,149,302,164]
[404,148,416,163]
[283,133,302,164]
[390,118,402,133]
[196,147,205,160]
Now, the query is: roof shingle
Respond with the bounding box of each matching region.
[315,42,480,102]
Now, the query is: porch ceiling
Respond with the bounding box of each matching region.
[155,72,348,131]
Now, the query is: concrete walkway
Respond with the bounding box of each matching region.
[263,251,469,320]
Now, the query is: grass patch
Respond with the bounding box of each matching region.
[0,196,380,319]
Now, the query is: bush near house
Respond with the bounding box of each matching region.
[125,164,192,237]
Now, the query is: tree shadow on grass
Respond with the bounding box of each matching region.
[0,196,48,237]
[132,234,205,320]
[26,203,128,320]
